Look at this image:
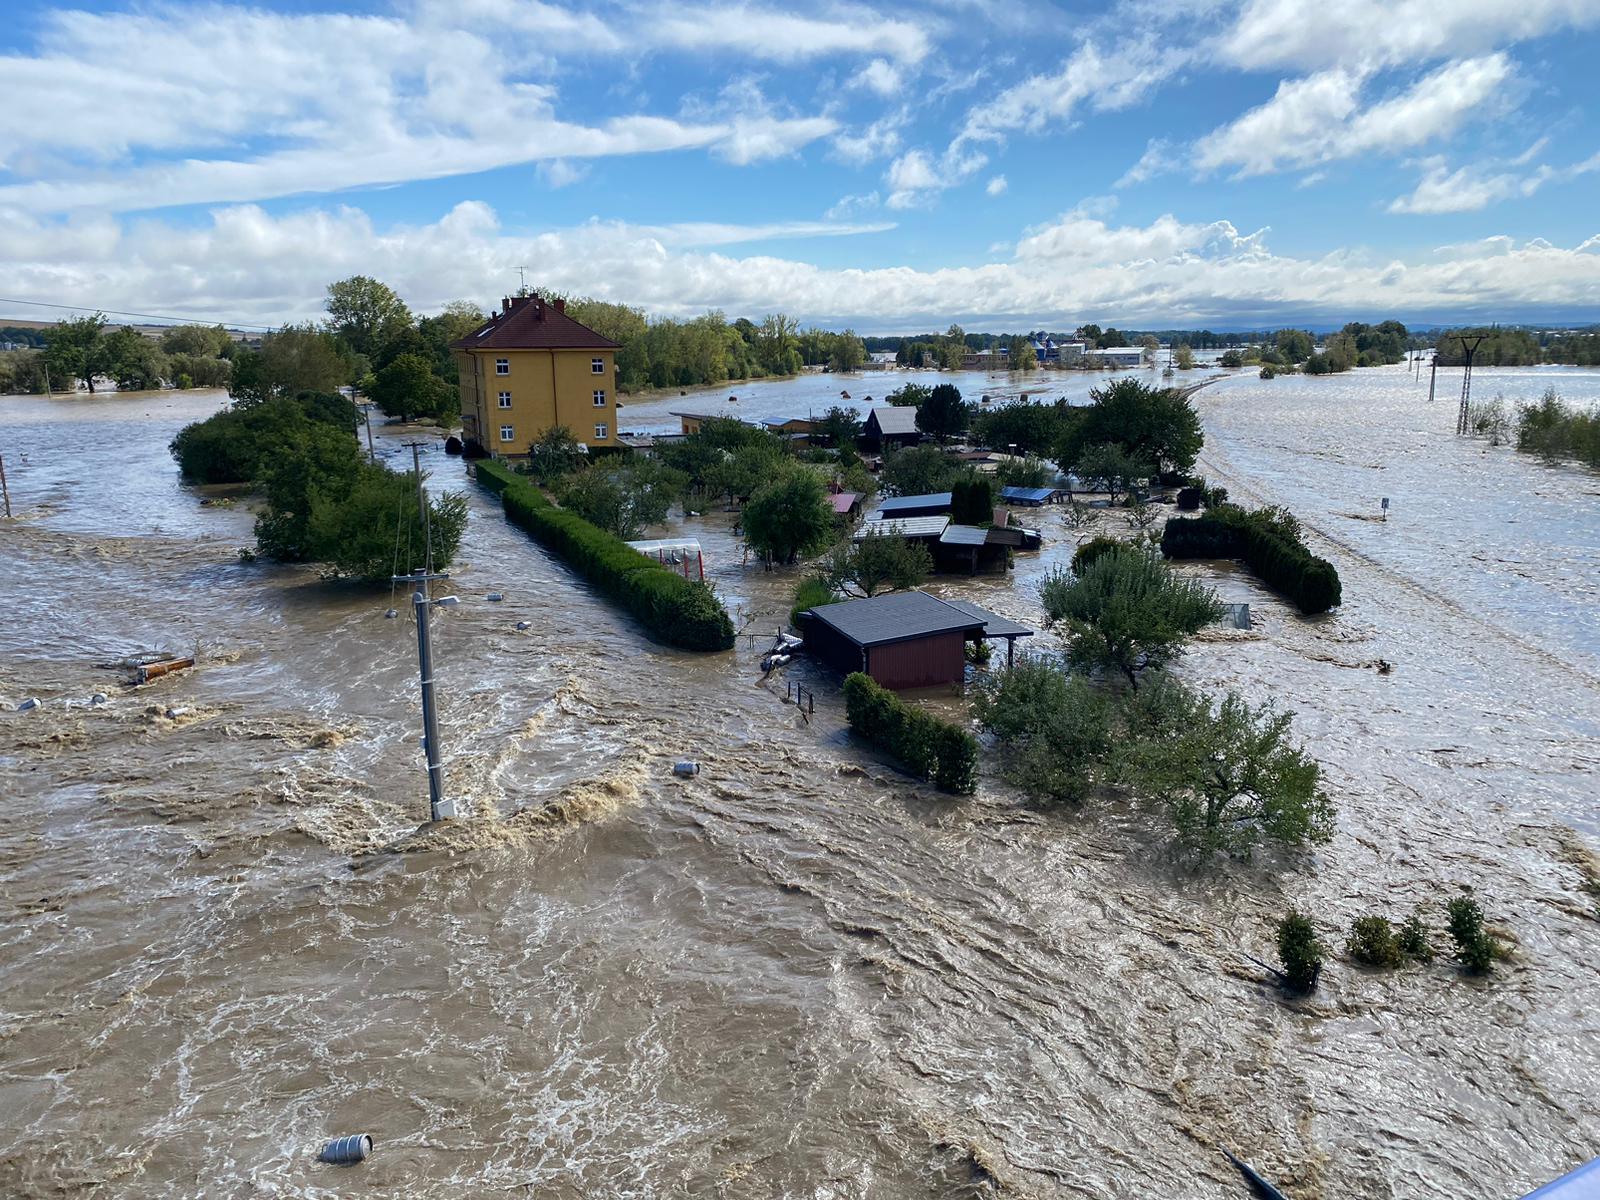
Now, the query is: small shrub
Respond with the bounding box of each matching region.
[1071,535,1122,575]
[1345,915,1403,967]
[790,576,838,628]
[951,475,996,525]
[964,639,992,665]
[1277,909,1323,992]
[1446,896,1504,974]
[1397,910,1433,962]
[1176,486,1203,511]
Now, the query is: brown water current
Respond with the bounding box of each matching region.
[2,370,1598,1198]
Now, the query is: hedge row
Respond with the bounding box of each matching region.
[1161,505,1342,615]
[843,672,978,793]
[475,459,736,651]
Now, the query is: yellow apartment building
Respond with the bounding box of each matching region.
[451,294,620,457]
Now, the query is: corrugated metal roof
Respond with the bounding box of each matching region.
[939,599,1034,639]
[803,590,985,648]
[877,492,952,513]
[939,524,989,546]
[869,406,919,435]
[1000,485,1058,503]
[855,515,950,539]
[450,295,620,351]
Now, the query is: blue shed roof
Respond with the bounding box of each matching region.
[999,485,1058,503]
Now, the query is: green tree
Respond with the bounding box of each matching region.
[1445,897,1505,974]
[815,405,863,448]
[880,444,958,497]
[829,329,867,373]
[100,326,170,391]
[1071,443,1151,504]
[995,455,1053,488]
[325,275,413,362]
[1118,678,1334,856]
[369,352,454,423]
[1174,343,1196,370]
[971,663,1113,805]
[886,382,931,407]
[972,400,1071,455]
[160,324,232,358]
[950,474,994,524]
[253,422,367,562]
[43,312,109,392]
[1040,545,1222,688]
[1006,336,1037,371]
[557,457,683,539]
[916,383,968,443]
[1056,377,1203,476]
[231,325,351,404]
[527,425,585,484]
[742,469,834,564]
[1275,329,1314,364]
[815,531,931,597]
[305,467,468,582]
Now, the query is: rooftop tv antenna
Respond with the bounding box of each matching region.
[516,266,530,296]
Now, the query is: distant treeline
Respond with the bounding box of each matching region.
[1433,328,1600,367]
[552,297,865,393]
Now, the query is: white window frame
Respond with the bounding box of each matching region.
[592,389,606,407]
[497,391,512,408]
[495,358,510,375]
[591,357,605,374]
[499,424,515,443]
[593,423,609,440]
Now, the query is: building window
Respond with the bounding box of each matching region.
[592,389,606,407]
[495,358,509,375]
[499,425,515,442]
[591,357,605,374]
[498,391,512,408]
[593,423,608,440]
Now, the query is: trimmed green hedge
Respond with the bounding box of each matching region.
[843,672,978,793]
[1072,535,1123,574]
[475,458,735,651]
[1161,505,1342,615]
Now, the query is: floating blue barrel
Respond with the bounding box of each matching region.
[319,1134,373,1165]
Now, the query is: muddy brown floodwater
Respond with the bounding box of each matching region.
[2,370,1598,1199]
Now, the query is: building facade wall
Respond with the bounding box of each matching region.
[461,348,616,456]
[802,618,868,679]
[866,631,966,690]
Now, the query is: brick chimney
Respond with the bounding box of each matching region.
[553,297,566,314]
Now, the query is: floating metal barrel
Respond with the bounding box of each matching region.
[319,1134,373,1165]
[673,761,699,778]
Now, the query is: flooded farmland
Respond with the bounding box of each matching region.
[2,365,1598,1198]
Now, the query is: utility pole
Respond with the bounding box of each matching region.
[1428,355,1437,403]
[1453,334,1487,435]
[354,388,375,463]
[0,453,11,518]
[393,442,456,822]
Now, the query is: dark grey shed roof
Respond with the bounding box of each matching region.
[803,590,985,648]
[877,491,952,514]
[869,406,919,435]
[938,599,1034,639]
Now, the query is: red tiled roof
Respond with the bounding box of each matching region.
[450,295,620,351]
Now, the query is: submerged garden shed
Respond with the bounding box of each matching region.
[800,591,1034,688]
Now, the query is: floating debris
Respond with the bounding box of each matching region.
[486,592,504,602]
[515,621,531,631]
[673,761,700,778]
[15,697,41,712]
[136,657,194,685]
[319,1134,373,1165]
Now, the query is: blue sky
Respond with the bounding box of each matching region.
[1,0,1597,331]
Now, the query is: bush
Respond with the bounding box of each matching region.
[843,672,978,794]
[1445,896,1504,974]
[476,458,735,651]
[1345,915,1403,967]
[1398,910,1433,962]
[169,391,358,484]
[1277,910,1323,992]
[1176,486,1203,511]
[1162,504,1342,615]
[1071,535,1122,574]
[971,663,1112,806]
[790,577,838,628]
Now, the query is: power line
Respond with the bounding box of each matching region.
[0,295,279,333]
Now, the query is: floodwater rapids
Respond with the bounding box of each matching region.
[1,365,1598,1198]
